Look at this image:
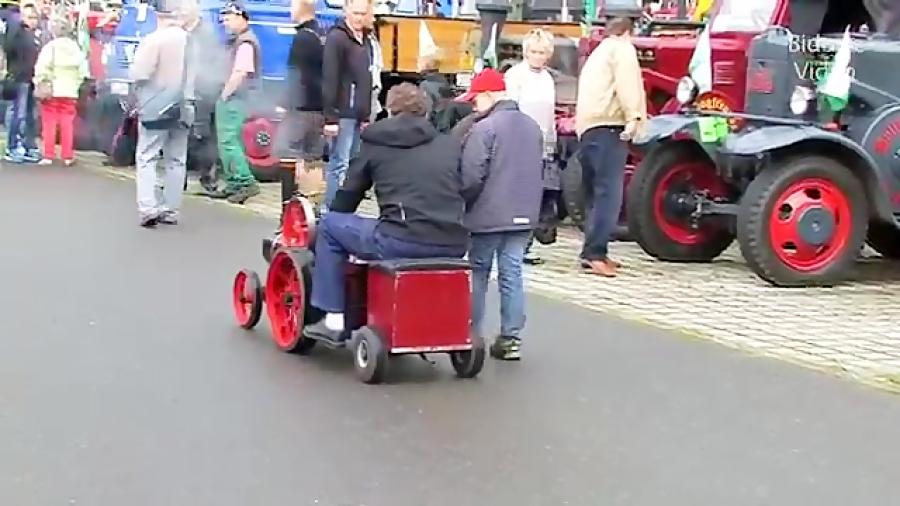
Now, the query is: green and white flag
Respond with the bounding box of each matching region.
[688,24,712,93]
[818,26,853,113]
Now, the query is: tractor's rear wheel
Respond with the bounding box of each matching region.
[737,156,868,287]
[560,151,587,231]
[866,221,900,259]
[626,142,735,261]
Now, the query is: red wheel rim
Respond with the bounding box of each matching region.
[652,161,730,245]
[232,271,256,326]
[768,177,852,272]
[265,252,304,350]
[242,118,274,159]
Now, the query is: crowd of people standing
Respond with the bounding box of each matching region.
[1,0,88,165]
[0,0,646,360]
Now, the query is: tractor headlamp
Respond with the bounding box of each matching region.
[790,85,815,115]
[676,76,698,105]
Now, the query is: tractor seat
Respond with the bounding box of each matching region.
[347,256,470,272]
[368,258,471,273]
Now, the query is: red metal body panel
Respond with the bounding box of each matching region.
[344,263,368,331]
[366,268,472,353]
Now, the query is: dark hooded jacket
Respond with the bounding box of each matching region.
[286,18,323,111]
[332,114,469,247]
[321,19,372,123]
[3,20,39,83]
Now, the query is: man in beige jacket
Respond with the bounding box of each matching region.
[574,16,646,277]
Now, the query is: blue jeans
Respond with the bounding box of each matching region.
[310,213,466,313]
[469,231,530,339]
[324,118,361,208]
[578,126,628,260]
[6,83,37,152]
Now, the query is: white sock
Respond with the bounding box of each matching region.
[324,313,344,331]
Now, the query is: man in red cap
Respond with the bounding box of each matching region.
[456,68,544,361]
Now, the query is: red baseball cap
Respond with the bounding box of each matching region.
[455,68,506,102]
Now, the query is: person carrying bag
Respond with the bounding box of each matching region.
[129,0,193,227]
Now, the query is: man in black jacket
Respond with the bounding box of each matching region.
[281,0,324,207]
[320,0,372,211]
[3,3,40,163]
[304,83,468,342]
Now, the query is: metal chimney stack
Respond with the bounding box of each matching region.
[476,0,511,56]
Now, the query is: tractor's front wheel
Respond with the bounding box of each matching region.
[737,156,868,287]
[626,142,735,261]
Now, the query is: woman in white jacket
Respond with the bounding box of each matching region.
[33,16,88,166]
[504,28,557,265]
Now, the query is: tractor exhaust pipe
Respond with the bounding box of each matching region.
[476,1,511,56]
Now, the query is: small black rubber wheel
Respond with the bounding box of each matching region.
[449,334,486,379]
[352,327,388,384]
[737,155,868,287]
[232,269,263,329]
[560,151,587,231]
[626,141,735,261]
[865,221,900,259]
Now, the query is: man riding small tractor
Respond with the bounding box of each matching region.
[626,0,900,287]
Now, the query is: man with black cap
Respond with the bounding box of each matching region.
[130,0,194,227]
[210,1,262,204]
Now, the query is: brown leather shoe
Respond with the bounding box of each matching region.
[585,259,617,277]
[580,258,621,270]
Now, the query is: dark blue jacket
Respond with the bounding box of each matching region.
[460,100,543,233]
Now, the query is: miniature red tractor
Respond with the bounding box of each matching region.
[231,197,485,384]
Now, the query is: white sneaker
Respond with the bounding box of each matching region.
[63,159,74,167]
[37,159,52,166]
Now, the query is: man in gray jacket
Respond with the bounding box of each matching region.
[130,0,194,227]
[457,68,543,361]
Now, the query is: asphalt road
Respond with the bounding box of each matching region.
[2,165,900,506]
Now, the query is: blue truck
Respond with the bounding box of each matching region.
[85,0,345,177]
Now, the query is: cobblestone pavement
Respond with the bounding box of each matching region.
[85,154,900,393]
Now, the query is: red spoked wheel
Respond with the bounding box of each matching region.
[737,156,867,287]
[627,142,735,261]
[232,269,263,329]
[242,117,281,182]
[264,249,321,354]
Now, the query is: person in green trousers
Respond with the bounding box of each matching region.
[210,2,261,204]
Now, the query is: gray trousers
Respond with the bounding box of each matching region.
[136,124,189,218]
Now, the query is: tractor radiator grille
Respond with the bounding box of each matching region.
[713,61,737,85]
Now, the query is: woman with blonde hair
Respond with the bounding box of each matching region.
[32,14,87,166]
[503,27,557,265]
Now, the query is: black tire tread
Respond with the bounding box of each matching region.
[736,155,868,287]
[626,142,734,261]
